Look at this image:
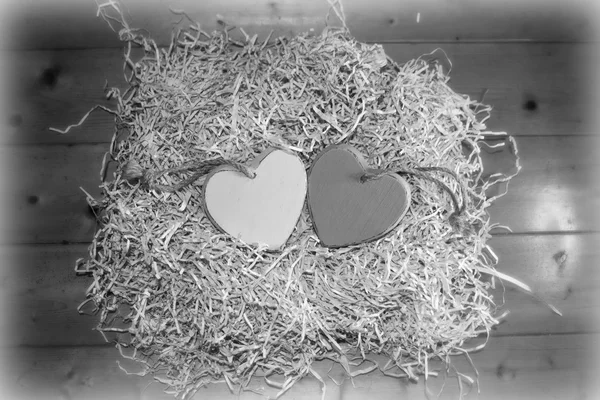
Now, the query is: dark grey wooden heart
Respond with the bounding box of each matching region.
[307,144,411,248]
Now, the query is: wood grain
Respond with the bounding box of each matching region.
[2,0,597,50]
[1,48,127,145]
[487,233,600,336]
[3,43,594,145]
[482,135,600,233]
[5,135,597,245]
[1,334,598,399]
[0,244,96,347]
[1,7,599,399]
[3,144,106,244]
[384,43,597,139]
[2,234,597,347]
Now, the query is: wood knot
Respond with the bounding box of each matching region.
[39,65,62,89]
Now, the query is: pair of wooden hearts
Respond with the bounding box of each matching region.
[203,145,411,250]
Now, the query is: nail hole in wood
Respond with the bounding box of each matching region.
[39,65,62,89]
[27,195,39,205]
[523,95,538,111]
[496,364,516,380]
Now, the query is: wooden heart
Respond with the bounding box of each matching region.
[307,144,411,248]
[203,148,307,251]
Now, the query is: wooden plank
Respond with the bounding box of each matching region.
[342,334,600,400]
[487,233,600,336]
[2,48,124,145]
[3,42,594,145]
[0,244,94,347]
[4,43,595,145]
[5,136,598,245]
[383,43,598,139]
[1,334,598,399]
[1,234,597,347]
[2,0,597,50]
[3,144,106,245]
[482,135,600,233]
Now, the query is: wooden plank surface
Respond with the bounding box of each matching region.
[3,144,104,245]
[1,0,597,50]
[3,43,595,145]
[1,334,598,400]
[486,234,600,336]
[1,234,597,347]
[481,135,600,233]
[5,135,598,245]
[1,4,599,399]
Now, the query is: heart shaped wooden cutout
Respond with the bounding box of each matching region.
[307,144,411,248]
[203,148,307,251]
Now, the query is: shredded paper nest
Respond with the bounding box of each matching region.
[73,2,521,399]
